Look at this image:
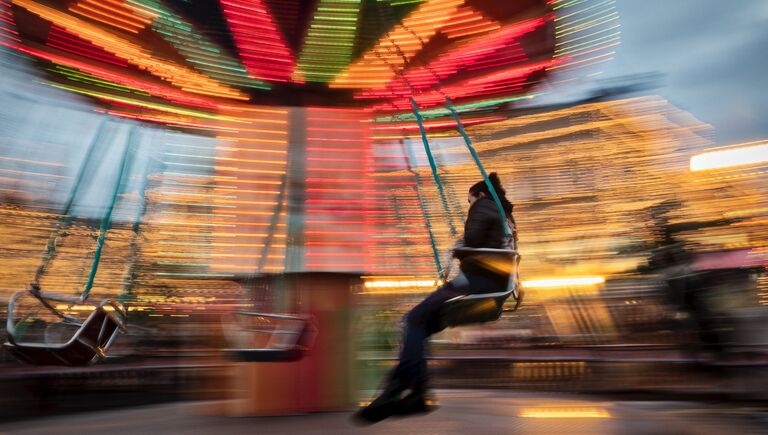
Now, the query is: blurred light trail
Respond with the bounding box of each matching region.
[690,142,768,171]
[519,407,611,418]
[522,277,605,288]
[364,279,438,289]
[12,0,249,100]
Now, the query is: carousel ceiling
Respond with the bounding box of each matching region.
[5,0,559,111]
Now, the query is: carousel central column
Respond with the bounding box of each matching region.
[284,107,307,273]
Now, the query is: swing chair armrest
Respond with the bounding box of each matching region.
[6,289,81,337]
[32,292,84,304]
[445,288,516,303]
[236,312,308,321]
[99,299,126,313]
[5,291,25,342]
[28,290,88,324]
[98,300,128,332]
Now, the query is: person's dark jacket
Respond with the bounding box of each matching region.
[456,196,514,282]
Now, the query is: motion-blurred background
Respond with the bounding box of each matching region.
[0,0,766,431]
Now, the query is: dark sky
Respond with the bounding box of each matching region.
[536,0,768,146]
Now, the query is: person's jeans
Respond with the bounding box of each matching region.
[388,272,506,393]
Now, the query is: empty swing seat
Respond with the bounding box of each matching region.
[4,291,127,366]
[225,312,317,363]
[440,249,522,328]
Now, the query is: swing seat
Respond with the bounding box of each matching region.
[440,249,522,328]
[225,312,317,362]
[3,126,142,367]
[4,290,127,366]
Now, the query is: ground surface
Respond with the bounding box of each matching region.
[1,390,767,434]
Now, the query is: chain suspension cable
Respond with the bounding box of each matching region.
[365,3,461,276]
[257,172,288,274]
[80,126,139,302]
[400,138,443,276]
[445,98,511,237]
[369,1,460,238]
[120,133,164,304]
[376,4,512,236]
[33,120,112,286]
[408,96,459,239]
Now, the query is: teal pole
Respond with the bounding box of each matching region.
[81,127,138,301]
[445,98,511,237]
[409,97,459,238]
[33,120,112,285]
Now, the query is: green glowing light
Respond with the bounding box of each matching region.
[295,0,362,83]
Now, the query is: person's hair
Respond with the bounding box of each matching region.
[469,172,513,216]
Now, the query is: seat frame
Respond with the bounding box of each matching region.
[4,289,127,366]
[224,312,317,362]
[441,249,521,328]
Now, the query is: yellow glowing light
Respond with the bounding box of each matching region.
[440,5,500,39]
[690,142,768,171]
[69,0,156,34]
[218,105,288,115]
[364,279,438,289]
[217,137,287,145]
[522,277,605,288]
[520,408,611,419]
[331,0,463,89]
[55,304,117,312]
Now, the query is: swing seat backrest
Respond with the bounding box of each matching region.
[225,312,317,363]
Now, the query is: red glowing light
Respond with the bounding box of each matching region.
[219,0,296,83]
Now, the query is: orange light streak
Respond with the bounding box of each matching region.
[69,0,155,34]
[331,0,463,89]
[440,5,499,39]
[13,0,248,100]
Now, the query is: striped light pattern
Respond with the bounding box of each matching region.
[46,25,129,68]
[358,17,551,111]
[365,96,733,291]
[549,0,620,74]
[127,0,270,90]
[366,134,452,277]
[303,108,373,271]
[134,130,247,313]
[330,0,464,89]
[12,0,249,100]
[368,59,557,112]
[687,140,768,257]
[293,0,362,83]
[211,106,290,273]
[7,0,571,115]
[0,118,152,304]
[406,59,559,109]
[364,279,438,289]
[523,277,605,288]
[439,5,499,39]
[69,0,155,34]
[18,44,221,109]
[152,132,231,279]
[219,0,297,83]
[0,0,21,47]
